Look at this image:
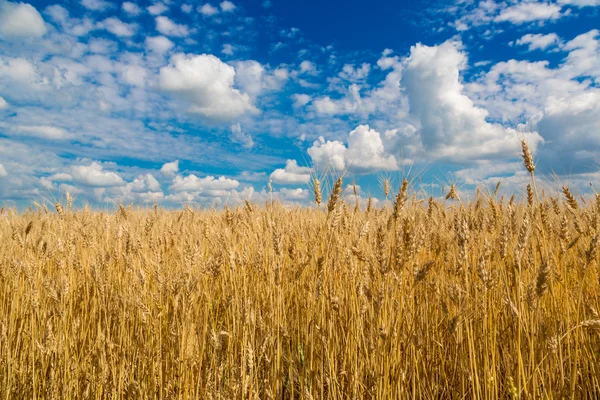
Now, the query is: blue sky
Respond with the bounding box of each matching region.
[0,0,599,208]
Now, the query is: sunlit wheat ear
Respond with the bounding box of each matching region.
[562,186,578,210]
[527,184,534,207]
[392,179,409,221]
[383,178,390,198]
[445,184,459,201]
[313,177,322,207]
[521,139,535,175]
[327,176,342,215]
[494,181,501,196]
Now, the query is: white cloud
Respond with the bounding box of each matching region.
[495,2,563,24]
[558,0,600,6]
[230,123,254,148]
[0,0,47,39]
[4,124,71,140]
[199,3,219,16]
[220,1,236,11]
[222,44,236,55]
[181,4,193,13]
[122,2,142,15]
[299,60,316,74]
[279,187,308,200]
[160,160,179,176]
[71,162,125,187]
[170,174,240,192]
[0,164,7,177]
[148,3,168,15]
[339,63,370,82]
[155,16,189,37]
[98,17,137,37]
[233,60,288,98]
[308,125,397,173]
[49,172,73,182]
[158,53,257,122]
[291,93,311,108]
[145,35,174,54]
[270,160,312,184]
[81,0,112,11]
[401,41,542,161]
[516,33,560,50]
[0,96,7,109]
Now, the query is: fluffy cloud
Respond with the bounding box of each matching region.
[291,94,311,108]
[5,124,71,140]
[160,160,179,176]
[145,35,174,54]
[156,16,189,36]
[230,123,254,148]
[536,90,600,170]
[0,96,7,109]
[0,163,7,177]
[339,63,370,82]
[233,60,288,98]
[516,33,560,50]
[401,41,542,161]
[308,125,397,172]
[495,2,563,24]
[98,17,137,37]
[199,3,219,16]
[170,174,240,192]
[270,160,312,184]
[220,1,236,12]
[279,187,308,200]
[557,0,600,6]
[0,0,47,39]
[148,3,168,15]
[158,53,257,122]
[81,0,112,11]
[122,2,141,15]
[71,162,125,187]
[222,44,236,55]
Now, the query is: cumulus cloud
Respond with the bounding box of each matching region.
[220,1,236,12]
[122,2,141,15]
[0,96,7,109]
[308,125,397,172]
[160,160,179,176]
[230,123,254,148]
[401,41,542,161]
[495,2,563,24]
[0,0,47,39]
[7,124,71,139]
[148,2,168,15]
[155,16,189,37]
[0,163,7,177]
[233,60,288,98]
[158,53,257,122]
[279,187,308,200]
[270,160,312,184]
[339,63,371,82]
[170,174,240,192]
[291,94,311,108]
[71,162,125,187]
[516,33,560,50]
[222,44,236,55]
[557,0,600,6]
[199,3,219,15]
[81,0,112,11]
[98,17,137,37]
[145,35,174,54]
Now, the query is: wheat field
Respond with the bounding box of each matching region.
[1,152,600,398]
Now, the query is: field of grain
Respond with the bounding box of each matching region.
[1,150,600,399]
